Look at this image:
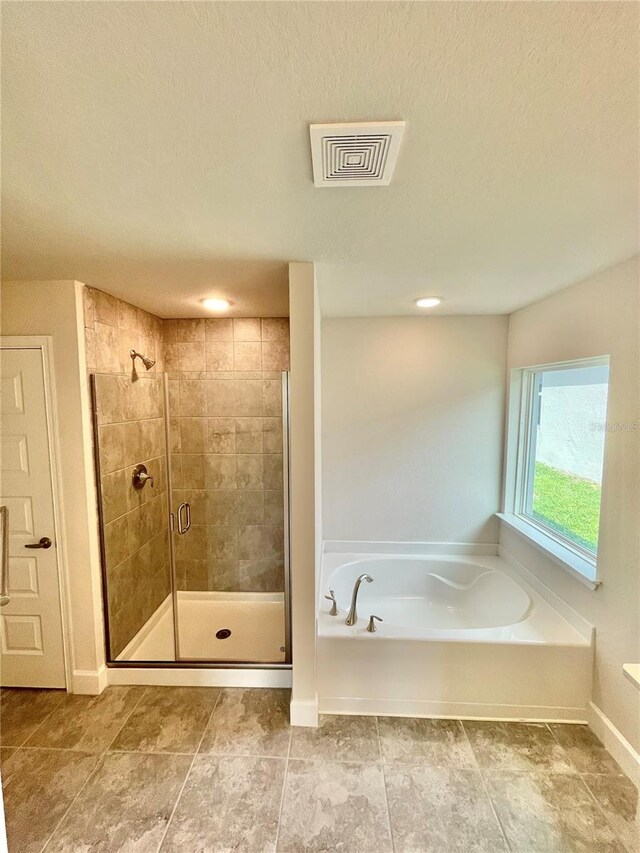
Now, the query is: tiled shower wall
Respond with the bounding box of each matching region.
[84,287,170,659]
[164,317,289,593]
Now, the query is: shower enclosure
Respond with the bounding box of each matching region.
[90,318,291,668]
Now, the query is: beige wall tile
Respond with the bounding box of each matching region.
[207,380,235,416]
[178,342,205,371]
[264,490,284,525]
[93,289,119,326]
[204,454,237,490]
[233,318,261,341]
[96,322,120,372]
[234,341,262,371]
[101,469,129,523]
[85,328,97,370]
[236,455,263,489]
[262,418,283,454]
[262,340,290,372]
[163,319,178,343]
[98,423,125,474]
[180,418,206,453]
[263,454,283,490]
[263,380,282,417]
[261,318,289,342]
[83,286,96,328]
[207,418,236,453]
[235,490,264,524]
[180,379,206,416]
[205,490,237,525]
[235,418,263,453]
[164,343,180,372]
[182,454,206,490]
[94,374,125,424]
[176,319,205,342]
[206,342,234,372]
[234,380,263,416]
[104,514,129,569]
[118,300,138,331]
[205,319,233,341]
[205,527,237,561]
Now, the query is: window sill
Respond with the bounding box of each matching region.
[496,513,601,591]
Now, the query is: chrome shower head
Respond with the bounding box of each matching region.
[130,349,156,370]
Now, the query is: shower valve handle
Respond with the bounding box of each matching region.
[132,463,154,490]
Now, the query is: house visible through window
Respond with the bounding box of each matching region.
[520,360,609,562]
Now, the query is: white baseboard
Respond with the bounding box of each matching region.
[319,695,588,723]
[71,664,108,695]
[588,701,640,790]
[290,697,319,727]
[107,666,292,689]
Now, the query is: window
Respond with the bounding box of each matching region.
[502,357,610,585]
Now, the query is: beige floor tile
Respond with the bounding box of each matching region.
[549,724,624,774]
[583,773,640,852]
[199,688,291,757]
[486,770,625,852]
[277,759,392,852]
[2,747,98,853]
[290,714,380,762]
[0,687,65,746]
[110,686,220,754]
[379,716,475,767]
[464,720,575,773]
[24,686,143,752]
[161,755,285,851]
[385,764,508,852]
[45,752,191,853]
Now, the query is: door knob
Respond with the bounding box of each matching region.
[25,537,52,549]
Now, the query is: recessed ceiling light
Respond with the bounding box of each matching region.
[201,298,231,312]
[415,297,442,309]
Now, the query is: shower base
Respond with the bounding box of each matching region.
[116,591,286,664]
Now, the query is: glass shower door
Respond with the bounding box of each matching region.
[167,362,290,665]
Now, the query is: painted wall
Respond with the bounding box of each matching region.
[321,316,508,543]
[501,255,640,754]
[289,263,319,726]
[163,317,289,594]
[1,280,106,692]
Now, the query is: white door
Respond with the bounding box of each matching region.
[0,345,66,687]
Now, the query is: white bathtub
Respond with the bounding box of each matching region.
[318,548,593,721]
[330,557,532,633]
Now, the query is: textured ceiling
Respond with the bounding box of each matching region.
[2,2,638,317]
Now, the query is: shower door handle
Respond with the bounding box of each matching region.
[177,502,191,535]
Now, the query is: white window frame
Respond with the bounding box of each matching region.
[499,355,610,590]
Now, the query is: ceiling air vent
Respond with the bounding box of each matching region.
[309,121,405,187]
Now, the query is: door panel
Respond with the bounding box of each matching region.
[0,347,66,687]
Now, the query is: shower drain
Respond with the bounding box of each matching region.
[215,629,232,640]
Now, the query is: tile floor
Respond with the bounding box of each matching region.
[0,685,637,852]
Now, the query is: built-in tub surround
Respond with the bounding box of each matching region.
[164,317,289,594]
[318,547,593,721]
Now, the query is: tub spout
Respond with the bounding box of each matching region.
[345,574,373,626]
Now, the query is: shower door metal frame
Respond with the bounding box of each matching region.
[169,369,293,666]
[93,371,292,670]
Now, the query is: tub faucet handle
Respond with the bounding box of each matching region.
[366,615,383,633]
[324,589,338,616]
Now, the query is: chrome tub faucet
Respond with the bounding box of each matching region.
[345,574,373,626]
